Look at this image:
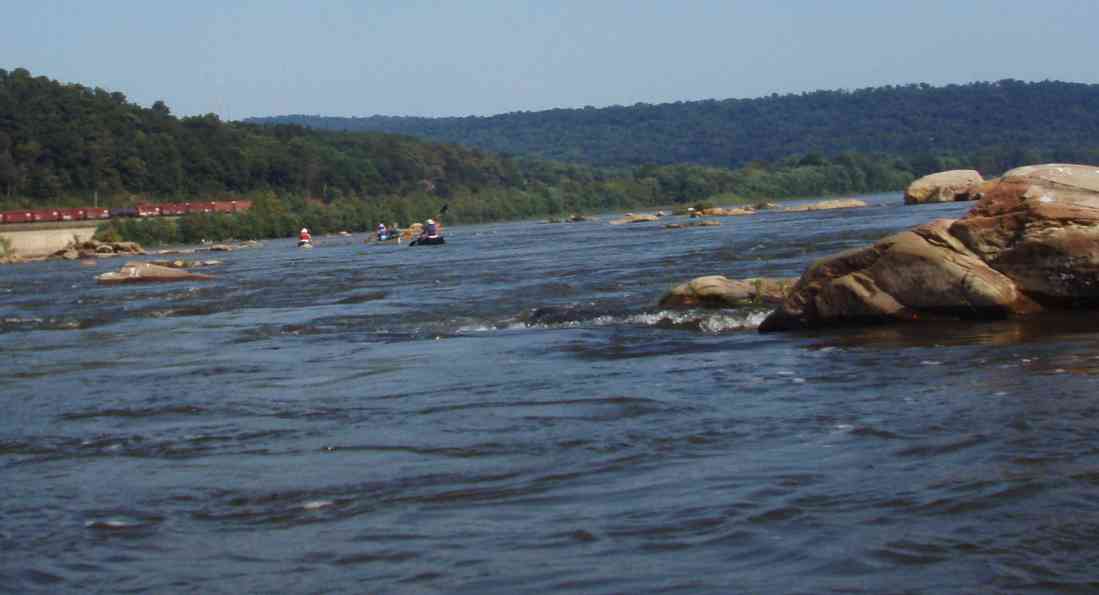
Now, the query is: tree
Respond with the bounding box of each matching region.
[0,132,16,197]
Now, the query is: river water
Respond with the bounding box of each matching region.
[4,193,1099,594]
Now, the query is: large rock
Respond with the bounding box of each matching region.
[96,261,214,284]
[761,164,1099,332]
[660,275,795,308]
[904,169,984,204]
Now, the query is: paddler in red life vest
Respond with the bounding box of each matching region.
[299,227,312,243]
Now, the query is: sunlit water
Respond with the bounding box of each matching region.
[4,194,1099,594]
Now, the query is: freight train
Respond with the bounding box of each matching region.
[0,200,252,225]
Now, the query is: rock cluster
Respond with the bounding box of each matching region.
[686,199,866,217]
[52,239,145,261]
[761,164,1099,331]
[903,169,984,204]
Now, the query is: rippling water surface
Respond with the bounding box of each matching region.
[4,194,1099,594]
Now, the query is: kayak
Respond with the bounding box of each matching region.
[297,240,313,248]
[409,236,445,246]
[365,235,401,245]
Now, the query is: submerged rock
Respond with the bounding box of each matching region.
[660,275,795,308]
[904,170,984,204]
[761,163,1099,332]
[96,261,214,284]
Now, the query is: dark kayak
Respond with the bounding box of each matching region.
[409,236,445,246]
[297,240,313,248]
[365,235,401,245]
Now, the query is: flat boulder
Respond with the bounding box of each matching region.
[782,198,868,212]
[904,169,984,204]
[609,213,660,225]
[96,261,214,285]
[660,275,795,308]
[694,207,755,217]
[761,163,1099,332]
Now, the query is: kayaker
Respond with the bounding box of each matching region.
[420,218,440,240]
[376,223,388,240]
[299,227,312,243]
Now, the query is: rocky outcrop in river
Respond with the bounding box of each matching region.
[609,213,661,225]
[660,275,795,308]
[760,163,1099,332]
[904,169,984,204]
[96,261,214,284]
[53,239,145,260]
[781,198,867,212]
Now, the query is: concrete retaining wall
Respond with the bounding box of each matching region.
[0,226,99,257]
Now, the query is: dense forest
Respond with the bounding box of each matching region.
[1,68,1092,245]
[249,80,1099,169]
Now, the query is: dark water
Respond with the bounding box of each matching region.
[4,194,1099,594]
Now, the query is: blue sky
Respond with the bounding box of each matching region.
[4,0,1099,119]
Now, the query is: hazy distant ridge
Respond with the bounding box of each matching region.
[247,80,1099,167]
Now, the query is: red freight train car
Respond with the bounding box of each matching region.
[1,210,34,224]
[159,203,187,216]
[58,208,87,221]
[135,203,161,217]
[32,209,61,222]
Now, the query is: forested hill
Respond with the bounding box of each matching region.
[247,80,1099,168]
[0,67,578,204]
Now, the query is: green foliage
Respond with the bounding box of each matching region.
[6,67,1078,249]
[253,80,1099,171]
[94,223,122,243]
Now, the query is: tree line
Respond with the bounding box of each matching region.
[250,80,1099,169]
[2,67,1091,246]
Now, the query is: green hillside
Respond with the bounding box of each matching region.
[5,67,1083,246]
[248,80,1099,169]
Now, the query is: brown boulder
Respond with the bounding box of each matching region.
[761,163,1099,332]
[660,275,795,308]
[904,170,984,204]
[96,261,214,285]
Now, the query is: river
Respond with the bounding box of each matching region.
[3,193,1099,594]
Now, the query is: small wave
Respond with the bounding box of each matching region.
[84,512,162,531]
[458,307,770,335]
[61,404,207,421]
[335,291,387,305]
[0,316,87,332]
